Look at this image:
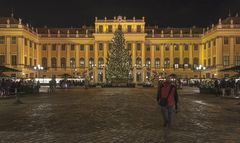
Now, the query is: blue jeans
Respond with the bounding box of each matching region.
[161,106,173,127]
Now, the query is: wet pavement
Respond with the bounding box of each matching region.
[0,87,239,143]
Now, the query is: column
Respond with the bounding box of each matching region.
[47,44,51,69]
[38,44,41,65]
[229,37,235,66]
[199,44,204,66]
[85,45,89,74]
[141,42,145,82]
[179,44,183,65]
[6,36,11,65]
[150,45,155,68]
[57,44,61,69]
[216,37,223,67]
[189,44,193,65]
[170,44,174,68]
[17,37,24,66]
[66,44,70,69]
[103,42,107,82]
[160,44,164,68]
[27,41,30,65]
[76,44,80,68]
[132,42,136,82]
[94,42,98,83]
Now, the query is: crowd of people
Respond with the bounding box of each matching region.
[0,79,40,97]
[198,78,240,96]
[59,80,85,88]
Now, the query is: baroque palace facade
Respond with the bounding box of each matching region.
[0,15,240,83]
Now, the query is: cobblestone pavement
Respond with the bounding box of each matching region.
[0,87,240,143]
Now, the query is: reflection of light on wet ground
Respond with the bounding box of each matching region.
[193,100,214,107]
[28,103,53,118]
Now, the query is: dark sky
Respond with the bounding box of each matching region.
[0,0,240,28]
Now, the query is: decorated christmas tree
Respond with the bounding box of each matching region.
[106,29,131,82]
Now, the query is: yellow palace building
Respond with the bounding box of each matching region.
[0,15,240,83]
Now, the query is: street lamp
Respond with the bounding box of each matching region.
[196,65,206,83]
[34,64,44,78]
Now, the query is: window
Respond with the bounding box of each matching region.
[204,60,206,67]
[70,58,76,68]
[0,55,5,65]
[223,56,229,66]
[80,58,85,68]
[61,58,66,68]
[42,57,47,69]
[99,25,103,33]
[184,58,189,68]
[30,58,32,67]
[164,58,170,68]
[145,58,151,68]
[208,42,210,48]
[118,25,122,31]
[236,56,240,66]
[127,25,132,32]
[52,44,56,51]
[174,45,179,51]
[34,43,36,50]
[174,58,180,69]
[184,45,189,51]
[193,58,199,69]
[30,41,32,48]
[236,37,240,44]
[136,58,142,67]
[213,57,216,66]
[127,43,132,51]
[24,57,27,65]
[0,36,5,44]
[165,45,169,51]
[11,37,17,44]
[98,58,104,68]
[89,58,94,68]
[11,55,17,65]
[51,58,57,68]
[224,37,229,45]
[194,44,198,51]
[61,44,66,51]
[204,44,206,50]
[34,59,36,66]
[90,45,94,51]
[213,40,216,46]
[99,43,103,51]
[42,44,47,51]
[208,58,211,66]
[136,25,141,32]
[80,45,84,51]
[71,45,75,51]
[156,45,160,51]
[24,38,28,46]
[155,58,160,68]
[108,25,112,32]
[137,43,141,51]
[146,45,150,51]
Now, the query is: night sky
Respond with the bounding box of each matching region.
[0,0,240,28]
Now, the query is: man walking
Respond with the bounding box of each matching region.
[157,78,178,128]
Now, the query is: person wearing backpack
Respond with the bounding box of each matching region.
[157,77,179,128]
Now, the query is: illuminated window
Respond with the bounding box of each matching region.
[236,56,240,66]
[80,58,85,68]
[108,25,112,32]
[137,43,141,51]
[236,37,240,44]
[99,25,103,33]
[90,45,94,51]
[11,55,17,65]
[155,58,160,68]
[224,37,229,45]
[127,25,132,32]
[223,56,229,66]
[71,44,75,51]
[99,43,103,51]
[11,37,17,44]
[0,55,5,65]
[0,36,5,44]
[80,45,84,51]
[52,44,56,51]
[136,25,141,32]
